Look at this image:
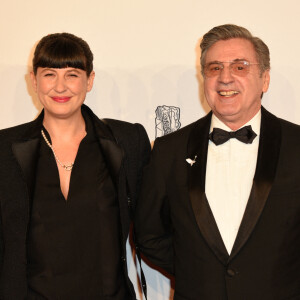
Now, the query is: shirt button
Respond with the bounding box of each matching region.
[227,268,236,277]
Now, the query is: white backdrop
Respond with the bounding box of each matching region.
[0,0,299,299]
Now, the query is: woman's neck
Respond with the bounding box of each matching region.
[42,111,86,143]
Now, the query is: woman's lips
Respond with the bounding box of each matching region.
[51,96,71,103]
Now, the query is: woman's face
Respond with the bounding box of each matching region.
[31,67,95,119]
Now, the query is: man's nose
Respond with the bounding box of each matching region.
[218,64,234,84]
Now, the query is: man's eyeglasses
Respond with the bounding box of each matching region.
[203,60,260,78]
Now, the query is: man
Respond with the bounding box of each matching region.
[135,24,300,299]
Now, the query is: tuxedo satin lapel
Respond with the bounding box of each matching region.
[98,138,124,184]
[12,138,40,198]
[230,107,282,261]
[81,105,124,188]
[188,112,229,265]
[11,113,43,198]
[92,119,124,188]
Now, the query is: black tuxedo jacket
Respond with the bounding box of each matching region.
[136,107,300,300]
[0,104,150,299]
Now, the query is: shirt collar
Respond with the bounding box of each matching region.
[210,109,261,137]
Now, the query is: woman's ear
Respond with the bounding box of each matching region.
[30,71,37,92]
[87,71,95,92]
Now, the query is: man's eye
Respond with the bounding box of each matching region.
[44,73,54,77]
[210,64,221,71]
[233,63,247,71]
[237,65,245,70]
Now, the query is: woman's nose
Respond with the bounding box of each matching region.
[54,76,67,92]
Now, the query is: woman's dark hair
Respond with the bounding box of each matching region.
[33,33,93,76]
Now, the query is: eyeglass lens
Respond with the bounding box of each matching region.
[204,61,250,77]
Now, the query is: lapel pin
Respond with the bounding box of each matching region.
[186,155,197,166]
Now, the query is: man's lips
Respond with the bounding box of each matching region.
[51,96,71,103]
[217,90,239,97]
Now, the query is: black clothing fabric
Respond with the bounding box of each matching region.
[27,113,129,299]
[0,105,151,299]
[136,107,300,300]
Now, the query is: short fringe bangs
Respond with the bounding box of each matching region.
[33,40,87,73]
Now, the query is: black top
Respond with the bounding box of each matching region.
[27,114,130,299]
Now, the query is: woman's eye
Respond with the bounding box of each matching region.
[68,73,78,77]
[44,73,54,77]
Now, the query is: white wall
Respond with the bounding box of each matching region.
[0,0,299,299]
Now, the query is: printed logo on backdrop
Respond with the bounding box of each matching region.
[155,105,181,138]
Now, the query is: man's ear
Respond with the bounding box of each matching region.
[262,70,270,93]
[30,71,37,92]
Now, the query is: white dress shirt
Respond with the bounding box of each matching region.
[205,110,261,254]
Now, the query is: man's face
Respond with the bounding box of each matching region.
[203,38,270,130]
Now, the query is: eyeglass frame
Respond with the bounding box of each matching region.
[203,59,260,78]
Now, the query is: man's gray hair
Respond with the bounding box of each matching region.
[200,24,270,76]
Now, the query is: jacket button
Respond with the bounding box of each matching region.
[227,268,236,277]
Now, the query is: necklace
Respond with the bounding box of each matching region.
[41,129,74,171]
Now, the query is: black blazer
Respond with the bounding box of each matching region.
[136,107,300,300]
[0,104,151,299]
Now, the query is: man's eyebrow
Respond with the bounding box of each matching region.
[205,60,221,65]
[206,58,248,65]
[232,58,248,62]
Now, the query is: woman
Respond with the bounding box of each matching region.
[0,33,150,299]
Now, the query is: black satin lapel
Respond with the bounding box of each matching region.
[188,112,229,264]
[84,105,124,186]
[230,107,282,261]
[97,138,124,186]
[12,138,40,198]
[10,112,44,198]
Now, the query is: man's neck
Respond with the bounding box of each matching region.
[211,109,261,134]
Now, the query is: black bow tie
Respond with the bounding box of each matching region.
[209,125,257,146]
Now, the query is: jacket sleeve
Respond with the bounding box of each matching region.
[131,123,151,213]
[135,137,174,275]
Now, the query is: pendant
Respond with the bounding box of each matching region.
[64,163,74,171]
